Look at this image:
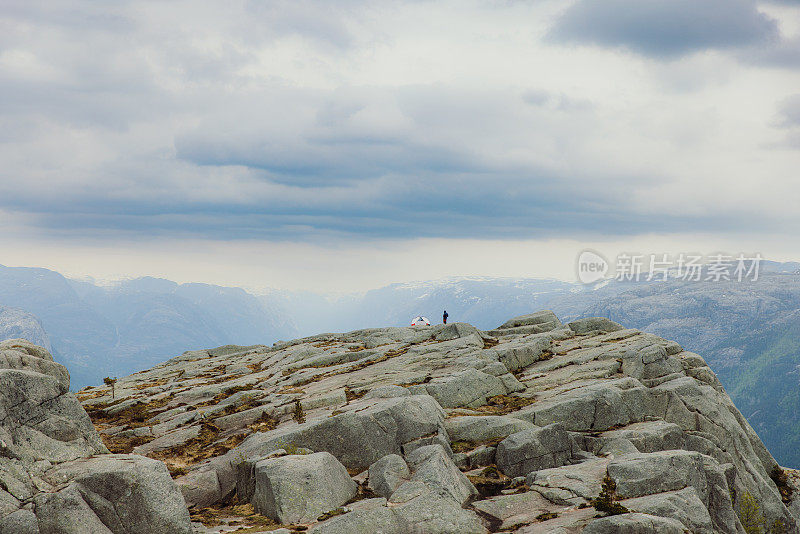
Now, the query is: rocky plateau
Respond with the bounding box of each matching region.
[3,310,800,533]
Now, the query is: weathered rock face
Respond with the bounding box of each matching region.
[0,339,192,533]
[496,423,575,478]
[75,312,800,533]
[251,452,357,524]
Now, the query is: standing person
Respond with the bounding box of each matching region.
[443,310,449,324]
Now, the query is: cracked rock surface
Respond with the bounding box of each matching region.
[71,313,800,533]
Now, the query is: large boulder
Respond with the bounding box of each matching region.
[607,450,740,533]
[37,455,192,534]
[511,377,651,432]
[496,423,574,478]
[444,415,535,443]
[0,340,193,534]
[391,490,487,534]
[404,444,477,505]
[622,487,715,534]
[411,369,508,408]
[497,311,561,330]
[525,458,609,506]
[0,342,106,463]
[621,342,684,387]
[490,336,552,372]
[567,317,624,334]
[308,506,402,534]
[582,512,686,533]
[233,394,448,472]
[367,454,409,499]
[251,452,357,524]
[592,421,685,454]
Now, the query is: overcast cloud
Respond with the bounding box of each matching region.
[0,0,799,288]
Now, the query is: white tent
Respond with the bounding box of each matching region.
[411,316,431,326]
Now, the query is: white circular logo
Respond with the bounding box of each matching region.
[576,250,609,284]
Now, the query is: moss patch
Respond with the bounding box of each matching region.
[190,501,284,531]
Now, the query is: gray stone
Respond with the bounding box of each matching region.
[582,513,686,533]
[607,450,739,534]
[479,362,509,376]
[367,454,409,499]
[597,437,640,457]
[133,425,200,454]
[387,480,428,504]
[233,395,448,473]
[472,491,559,531]
[0,367,106,463]
[35,484,114,534]
[364,385,411,399]
[434,323,483,342]
[445,415,536,443]
[498,372,526,393]
[496,423,574,478]
[621,343,684,386]
[400,427,452,457]
[525,458,608,506]
[309,506,402,534]
[405,444,477,505]
[392,491,487,534]
[0,340,68,389]
[41,454,193,534]
[597,421,685,454]
[348,497,388,512]
[464,445,495,468]
[0,509,38,534]
[567,317,624,334]
[512,378,650,432]
[251,452,357,524]
[622,487,714,534]
[497,311,561,330]
[415,369,507,408]
[492,336,552,372]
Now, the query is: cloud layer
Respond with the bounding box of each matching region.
[0,0,799,259]
[549,0,779,58]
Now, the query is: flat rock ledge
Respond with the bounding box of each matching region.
[61,313,800,533]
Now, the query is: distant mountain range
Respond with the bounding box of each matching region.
[0,265,296,388]
[1,261,799,466]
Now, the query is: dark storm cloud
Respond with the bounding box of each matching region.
[549,0,779,59]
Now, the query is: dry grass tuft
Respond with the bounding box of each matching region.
[473,395,535,415]
[148,423,248,470]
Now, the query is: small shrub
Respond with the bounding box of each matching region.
[589,475,629,516]
[536,511,559,521]
[293,399,306,424]
[103,377,117,398]
[770,466,793,504]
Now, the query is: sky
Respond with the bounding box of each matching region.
[1,0,799,291]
